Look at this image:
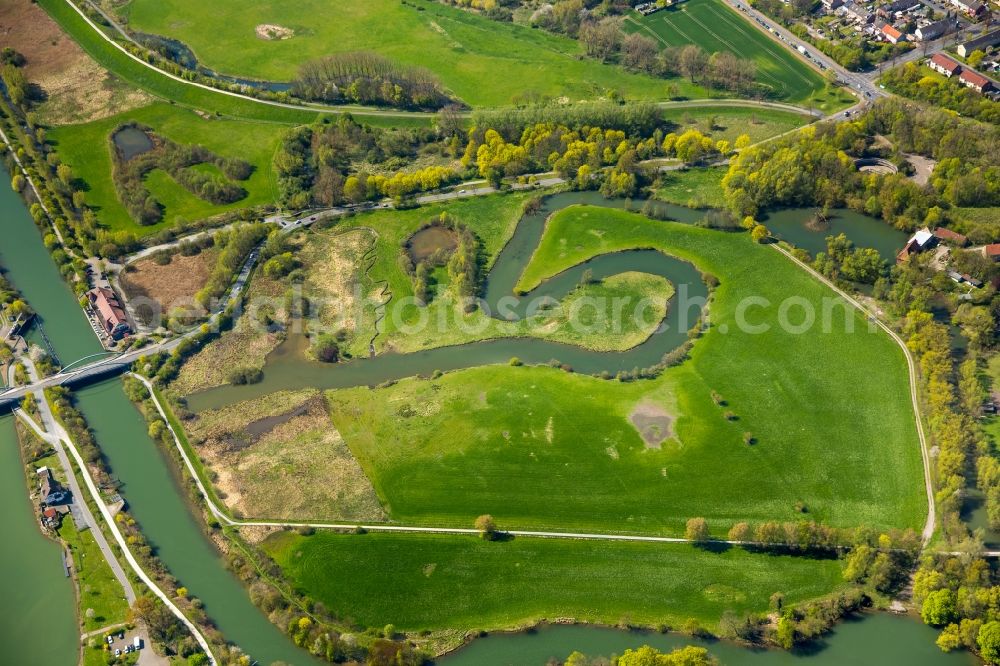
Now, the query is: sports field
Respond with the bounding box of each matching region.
[319,206,925,536]
[263,530,846,632]
[122,0,707,106]
[626,0,838,107]
[48,102,284,235]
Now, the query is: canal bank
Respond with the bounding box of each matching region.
[0,164,101,366]
[0,416,79,665]
[74,380,319,665]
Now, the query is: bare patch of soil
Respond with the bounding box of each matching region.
[255,24,294,40]
[119,250,218,320]
[629,400,674,449]
[0,0,150,125]
[191,391,385,521]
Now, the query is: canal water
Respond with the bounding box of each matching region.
[438,614,977,665]
[0,164,102,366]
[74,380,320,666]
[0,416,78,665]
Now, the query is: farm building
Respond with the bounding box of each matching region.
[896,228,937,264]
[934,227,968,246]
[958,29,1000,57]
[87,287,131,340]
[928,53,962,76]
[959,68,994,93]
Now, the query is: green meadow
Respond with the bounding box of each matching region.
[48,102,284,235]
[320,205,925,536]
[122,0,706,106]
[263,530,846,632]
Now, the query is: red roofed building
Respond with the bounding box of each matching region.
[983,244,1000,262]
[934,227,968,246]
[928,53,962,77]
[87,287,131,340]
[881,24,905,44]
[959,69,994,93]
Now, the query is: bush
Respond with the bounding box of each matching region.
[313,335,340,363]
[226,366,263,385]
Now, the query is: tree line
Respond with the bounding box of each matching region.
[292,51,457,110]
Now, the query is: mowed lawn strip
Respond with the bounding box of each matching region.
[49,102,284,235]
[123,0,706,106]
[324,206,924,535]
[264,530,846,632]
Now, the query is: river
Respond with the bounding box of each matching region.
[0,169,975,665]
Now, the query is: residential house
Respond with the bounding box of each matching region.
[821,0,845,9]
[841,2,875,23]
[949,0,986,17]
[86,287,130,340]
[881,23,906,43]
[934,227,969,246]
[896,227,937,264]
[960,68,994,92]
[958,29,1000,57]
[928,53,963,76]
[983,244,1000,261]
[915,19,953,41]
[877,0,920,19]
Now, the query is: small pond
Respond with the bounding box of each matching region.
[762,208,909,262]
[112,126,155,162]
[407,225,459,263]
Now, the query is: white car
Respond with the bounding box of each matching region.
[459,189,467,194]
[115,649,121,657]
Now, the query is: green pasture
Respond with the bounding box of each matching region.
[122,0,706,106]
[48,102,283,235]
[324,206,925,535]
[263,530,846,631]
[661,105,813,144]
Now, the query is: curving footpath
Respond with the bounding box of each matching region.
[771,244,935,546]
[14,405,218,664]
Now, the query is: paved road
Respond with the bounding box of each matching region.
[18,358,137,603]
[15,399,218,664]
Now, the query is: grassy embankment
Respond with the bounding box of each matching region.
[263,529,846,634]
[122,0,707,107]
[48,103,284,236]
[321,205,925,536]
[661,106,812,144]
[654,166,726,208]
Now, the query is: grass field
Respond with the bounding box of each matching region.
[37,0,434,129]
[654,167,726,208]
[321,206,925,535]
[661,106,812,144]
[48,102,284,235]
[122,0,709,106]
[263,530,846,632]
[626,0,848,109]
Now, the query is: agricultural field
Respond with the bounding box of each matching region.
[48,102,284,235]
[121,0,707,106]
[626,0,848,109]
[263,530,846,632]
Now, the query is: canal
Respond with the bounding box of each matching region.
[74,380,319,666]
[0,165,102,366]
[0,416,78,665]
